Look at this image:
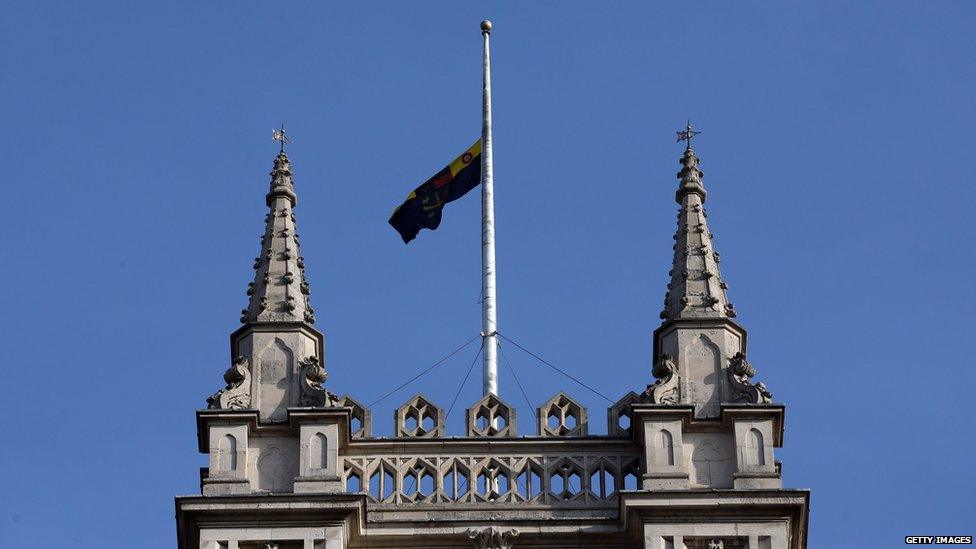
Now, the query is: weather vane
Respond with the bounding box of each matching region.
[676,120,700,150]
[272,123,292,152]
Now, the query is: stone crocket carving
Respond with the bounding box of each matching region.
[298,355,339,407]
[468,526,520,549]
[206,355,252,410]
[727,352,773,404]
[643,353,680,404]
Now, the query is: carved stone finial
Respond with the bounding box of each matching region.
[643,353,680,404]
[727,352,773,404]
[298,355,339,407]
[206,356,252,410]
[676,144,706,203]
[468,526,519,549]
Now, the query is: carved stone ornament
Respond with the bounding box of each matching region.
[642,353,680,404]
[727,352,773,404]
[468,526,519,549]
[298,355,339,407]
[206,355,252,410]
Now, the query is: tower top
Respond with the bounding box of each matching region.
[239,147,316,325]
[675,124,707,204]
[659,132,737,322]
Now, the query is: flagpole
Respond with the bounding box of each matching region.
[480,20,499,397]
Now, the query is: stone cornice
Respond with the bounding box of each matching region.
[229,320,324,358]
[721,403,786,446]
[619,489,810,549]
[652,316,748,358]
[175,493,364,549]
[629,403,785,446]
[195,407,352,453]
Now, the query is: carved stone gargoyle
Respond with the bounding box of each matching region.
[206,355,252,410]
[643,353,680,404]
[468,526,519,549]
[298,355,340,407]
[727,352,773,404]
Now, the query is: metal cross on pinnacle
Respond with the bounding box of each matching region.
[676,120,701,150]
[272,123,292,152]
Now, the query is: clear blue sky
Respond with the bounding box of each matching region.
[1,2,973,547]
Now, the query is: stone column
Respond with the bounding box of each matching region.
[290,409,349,493]
[633,405,693,490]
[293,420,341,493]
[724,406,783,489]
[203,423,250,495]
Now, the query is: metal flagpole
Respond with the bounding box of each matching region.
[480,20,499,397]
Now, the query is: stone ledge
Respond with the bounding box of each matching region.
[619,488,809,546]
[201,478,250,496]
[643,471,690,479]
[195,407,353,452]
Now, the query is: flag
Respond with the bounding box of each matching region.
[388,139,482,243]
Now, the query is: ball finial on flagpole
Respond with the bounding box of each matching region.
[481,20,492,33]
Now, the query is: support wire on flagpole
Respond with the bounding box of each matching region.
[446,341,485,420]
[499,341,534,412]
[367,334,480,407]
[497,333,615,404]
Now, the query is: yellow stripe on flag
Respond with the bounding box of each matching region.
[448,139,482,177]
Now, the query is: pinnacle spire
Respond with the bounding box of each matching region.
[240,148,316,325]
[660,128,736,322]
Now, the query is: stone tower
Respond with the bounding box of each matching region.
[649,139,771,419]
[175,136,809,548]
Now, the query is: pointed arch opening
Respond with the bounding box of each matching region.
[748,428,765,466]
[218,434,237,472]
[654,429,675,466]
[310,432,328,470]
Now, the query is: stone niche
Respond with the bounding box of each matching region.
[247,436,298,493]
[233,328,321,423]
[654,323,744,418]
[684,432,735,489]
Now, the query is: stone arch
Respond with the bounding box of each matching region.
[748,428,765,466]
[218,434,237,472]
[257,338,294,421]
[684,334,721,416]
[310,432,328,470]
[257,446,290,492]
[654,429,675,466]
